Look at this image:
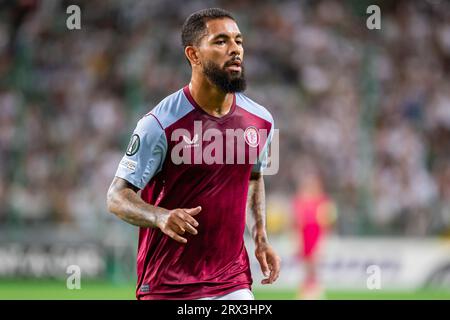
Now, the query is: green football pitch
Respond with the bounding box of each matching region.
[1,280,450,300]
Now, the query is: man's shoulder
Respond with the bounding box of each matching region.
[235,92,273,125]
[143,88,194,129]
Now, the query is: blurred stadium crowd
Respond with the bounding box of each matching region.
[0,0,449,236]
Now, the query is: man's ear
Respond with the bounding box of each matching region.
[185,46,201,66]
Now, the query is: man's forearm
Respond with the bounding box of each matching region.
[247,172,268,245]
[107,181,168,228]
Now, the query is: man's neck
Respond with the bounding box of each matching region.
[189,77,234,117]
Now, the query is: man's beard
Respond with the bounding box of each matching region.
[202,60,247,93]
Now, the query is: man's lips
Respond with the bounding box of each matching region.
[225,61,242,72]
[226,65,242,72]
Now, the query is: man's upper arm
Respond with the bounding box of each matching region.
[110,176,140,194]
[115,114,167,190]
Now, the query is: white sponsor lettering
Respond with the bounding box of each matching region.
[120,158,137,172]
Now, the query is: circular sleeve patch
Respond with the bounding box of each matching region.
[126,134,140,156]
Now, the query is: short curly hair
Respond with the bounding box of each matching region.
[181,8,236,48]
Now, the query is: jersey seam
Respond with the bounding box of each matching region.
[148,113,164,130]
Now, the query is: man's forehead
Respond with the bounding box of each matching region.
[205,18,241,38]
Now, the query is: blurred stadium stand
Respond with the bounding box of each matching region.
[1,0,450,288]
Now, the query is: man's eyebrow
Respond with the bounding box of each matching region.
[211,33,243,40]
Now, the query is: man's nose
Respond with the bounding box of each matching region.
[228,40,241,56]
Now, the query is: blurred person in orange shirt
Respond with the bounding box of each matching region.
[293,169,337,299]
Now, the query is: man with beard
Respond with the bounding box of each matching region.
[107,8,280,300]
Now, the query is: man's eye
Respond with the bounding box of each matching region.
[236,41,243,45]
[216,40,225,45]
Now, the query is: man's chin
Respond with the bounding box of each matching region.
[227,71,243,81]
[203,62,246,93]
[229,75,242,82]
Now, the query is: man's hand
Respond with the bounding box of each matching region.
[156,206,202,244]
[255,242,281,284]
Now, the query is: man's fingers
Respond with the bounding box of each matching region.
[268,257,281,283]
[171,213,198,236]
[267,267,279,284]
[262,269,277,285]
[165,229,187,244]
[180,207,201,233]
[257,249,281,285]
[256,252,270,279]
[170,216,187,234]
[183,222,198,235]
[184,206,202,216]
[174,213,198,235]
[182,212,199,228]
[271,267,280,282]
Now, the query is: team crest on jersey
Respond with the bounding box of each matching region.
[244,126,259,147]
[126,134,140,156]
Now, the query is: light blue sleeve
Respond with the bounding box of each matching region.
[115,114,167,190]
[252,123,274,173]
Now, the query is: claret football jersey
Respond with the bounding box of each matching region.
[115,85,274,299]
